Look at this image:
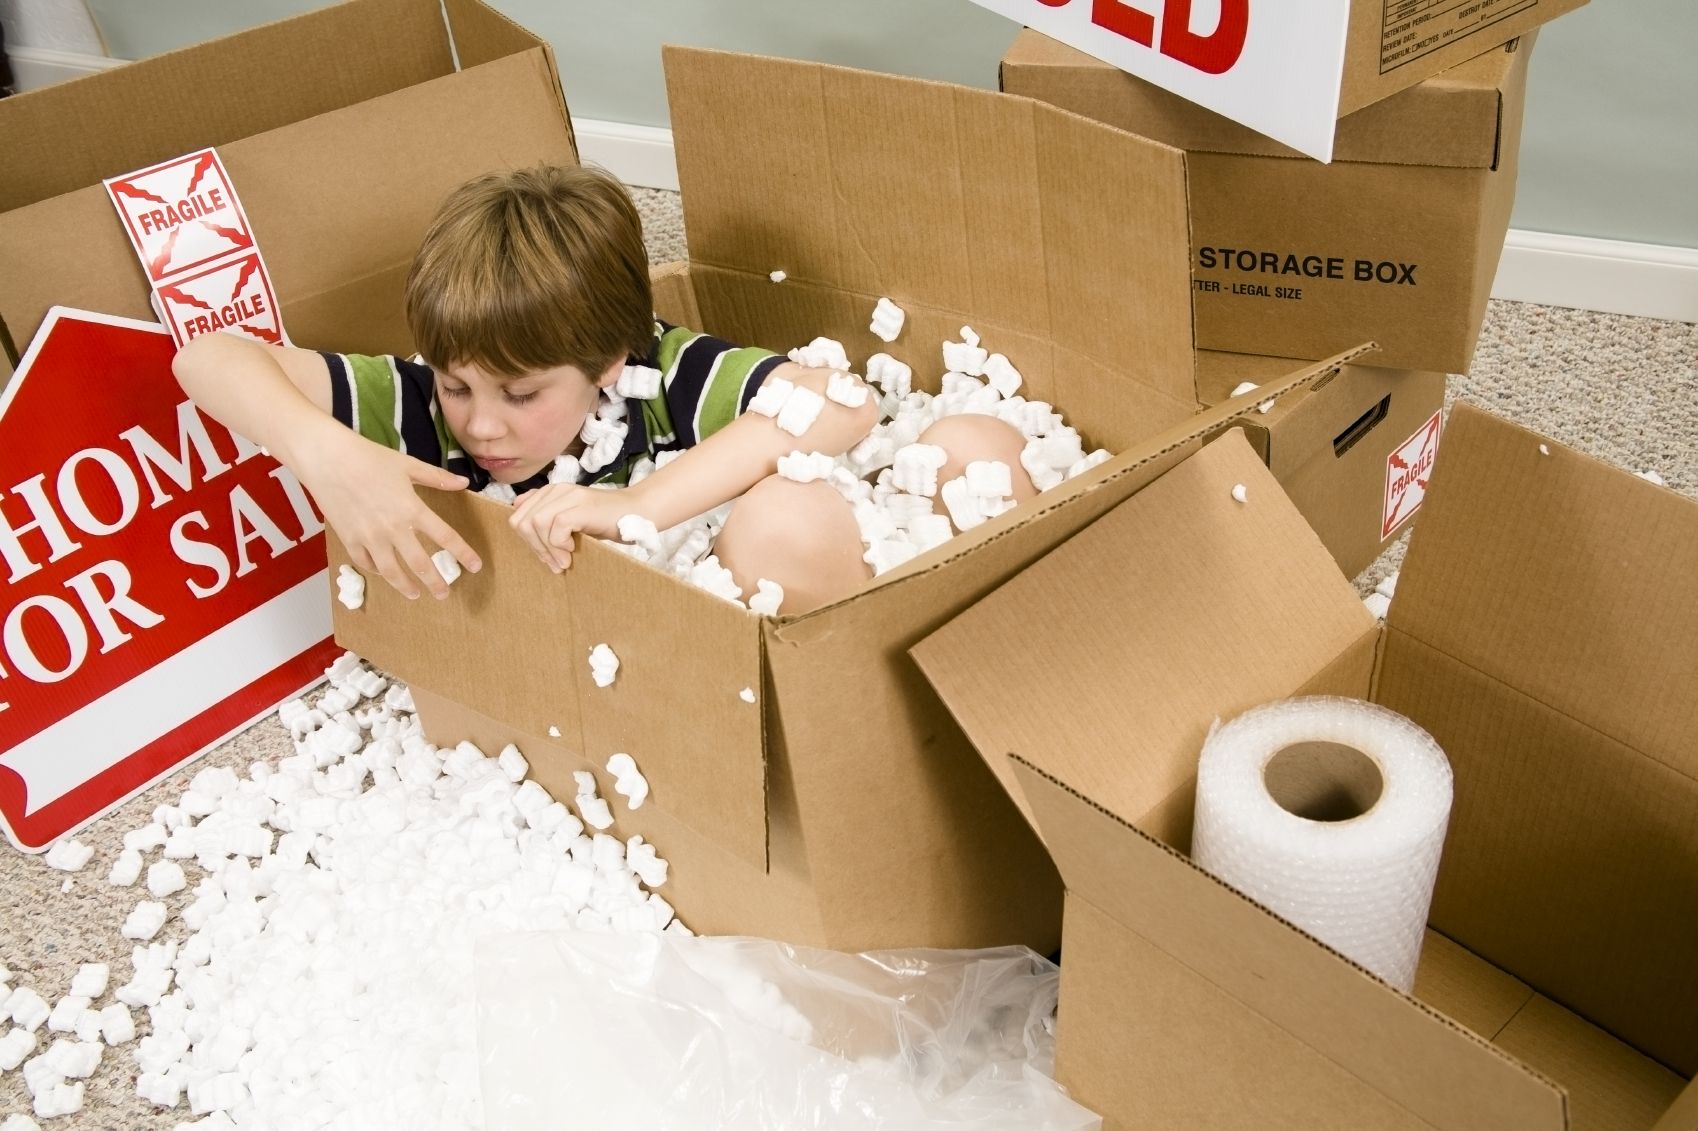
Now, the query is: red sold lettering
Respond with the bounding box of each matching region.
[1038,0,1250,74]
[1092,0,1155,46]
[1160,0,1248,74]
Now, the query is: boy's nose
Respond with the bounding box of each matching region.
[464,404,506,440]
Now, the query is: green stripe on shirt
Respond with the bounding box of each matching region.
[697,346,773,438]
[346,354,402,448]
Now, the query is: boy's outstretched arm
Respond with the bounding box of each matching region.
[509,363,879,571]
[172,332,480,600]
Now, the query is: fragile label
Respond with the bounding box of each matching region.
[1383,410,1442,539]
[157,253,285,347]
[104,149,288,349]
[106,152,254,283]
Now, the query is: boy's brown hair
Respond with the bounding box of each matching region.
[405,164,652,380]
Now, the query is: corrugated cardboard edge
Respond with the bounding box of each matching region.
[803,342,1378,611]
[1000,29,1514,170]
[1011,754,1572,1123]
[441,0,577,160]
[328,489,774,874]
[1651,1078,1698,1131]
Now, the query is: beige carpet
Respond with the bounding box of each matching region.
[2,186,1694,1127]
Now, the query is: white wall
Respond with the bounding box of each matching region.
[6,0,1695,319]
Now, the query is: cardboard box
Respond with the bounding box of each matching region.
[1001,31,1533,373]
[1198,350,1447,577]
[963,0,1582,161]
[0,0,576,364]
[914,402,1698,1128]
[322,44,1370,953]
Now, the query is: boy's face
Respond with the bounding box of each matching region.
[435,357,621,484]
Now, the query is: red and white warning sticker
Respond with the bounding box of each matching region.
[157,252,284,346]
[1383,410,1442,540]
[104,149,288,349]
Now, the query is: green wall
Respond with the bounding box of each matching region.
[84,0,1697,250]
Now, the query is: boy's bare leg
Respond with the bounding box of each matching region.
[918,415,1039,518]
[716,476,872,614]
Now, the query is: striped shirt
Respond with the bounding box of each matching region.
[323,320,786,494]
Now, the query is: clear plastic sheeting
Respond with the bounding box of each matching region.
[476,932,1100,1130]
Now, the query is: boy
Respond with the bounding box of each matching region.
[174,165,1032,613]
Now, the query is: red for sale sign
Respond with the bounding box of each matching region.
[0,308,337,851]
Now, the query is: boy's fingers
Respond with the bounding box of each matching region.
[419,513,481,574]
[370,547,420,601]
[510,512,557,573]
[407,457,468,492]
[397,536,450,600]
[547,512,582,568]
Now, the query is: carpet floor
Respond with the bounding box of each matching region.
[2,185,1693,1127]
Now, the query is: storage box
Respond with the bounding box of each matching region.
[1198,350,1447,577]
[324,44,1367,953]
[914,403,1698,1128]
[1002,31,1533,373]
[0,0,575,364]
[967,0,1582,160]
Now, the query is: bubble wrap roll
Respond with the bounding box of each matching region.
[1191,697,1453,992]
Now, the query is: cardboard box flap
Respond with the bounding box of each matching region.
[441,0,574,153]
[912,428,1372,833]
[1390,403,1698,783]
[663,45,1197,406]
[0,19,575,357]
[1011,757,1570,1129]
[0,0,453,214]
[1001,30,1512,169]
[331,495,771,871]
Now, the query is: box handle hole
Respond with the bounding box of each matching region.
[1334,395,1391,458]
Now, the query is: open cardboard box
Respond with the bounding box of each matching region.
[1002,32,1532,373]
[1197,349,1447,578]
[913,402,1697,1128]
[0,0,575,365]
[320,43,1369,952]
[1328,0,1579,118]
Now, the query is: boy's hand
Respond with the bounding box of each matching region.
[296,429,480,600]
[508,483,632,573]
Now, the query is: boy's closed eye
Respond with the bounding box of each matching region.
[437,381,540,406]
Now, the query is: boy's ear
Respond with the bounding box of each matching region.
[594,358,624,389]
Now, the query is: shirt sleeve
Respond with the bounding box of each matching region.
[652,325,787,447]
[321,352,449,466]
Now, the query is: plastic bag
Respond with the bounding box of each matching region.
[475,930,1100,1130]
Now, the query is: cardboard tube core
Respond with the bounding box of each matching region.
[1263,741,1384,823]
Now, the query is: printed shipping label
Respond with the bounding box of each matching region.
[1383,409,1442,539]
[1380,0,1539,74]
[966,0,1354,160]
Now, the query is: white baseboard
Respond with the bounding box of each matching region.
[1491,230,1698,323]
[573,118,680,193]
[6,45,124,91]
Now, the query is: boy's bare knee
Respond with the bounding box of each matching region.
[717,476,869,613]
[917,415,1037,501]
